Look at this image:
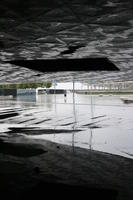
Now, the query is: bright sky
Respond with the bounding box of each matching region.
[50,82,88,90]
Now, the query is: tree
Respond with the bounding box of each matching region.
[0,82,52,89]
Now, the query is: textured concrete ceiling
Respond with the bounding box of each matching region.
[0,0,133,83]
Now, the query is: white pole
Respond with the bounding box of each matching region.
[90,81,94,119]
[72,79,76,151]
[54,80,56,112]
[89,80,93,150]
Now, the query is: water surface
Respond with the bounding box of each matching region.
[0,93,133,159]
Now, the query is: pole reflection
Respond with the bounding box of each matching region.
[89,81,93,150]
[72,79,77,152]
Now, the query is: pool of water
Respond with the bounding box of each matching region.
[0,93,133,159]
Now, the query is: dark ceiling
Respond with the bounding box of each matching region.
[0,0,133,83]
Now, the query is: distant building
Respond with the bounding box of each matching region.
[17,88,36,95]
[36,87,67,95]
[0,89,17,97]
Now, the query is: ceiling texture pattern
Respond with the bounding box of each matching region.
[0,0,133,83]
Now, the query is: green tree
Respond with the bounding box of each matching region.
[0,82,52,89]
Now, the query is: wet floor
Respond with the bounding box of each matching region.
[0,93,133,159]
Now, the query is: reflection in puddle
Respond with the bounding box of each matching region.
[0,93,133,159]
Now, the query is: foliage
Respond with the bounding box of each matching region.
[0,82,52,89]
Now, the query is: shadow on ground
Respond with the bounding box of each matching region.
[0,180,118,200]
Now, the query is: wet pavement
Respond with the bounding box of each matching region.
[0,93,133,159]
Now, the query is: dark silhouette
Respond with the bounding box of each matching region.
[5,57,119,72]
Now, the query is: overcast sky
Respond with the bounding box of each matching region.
[50,82,88,90]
